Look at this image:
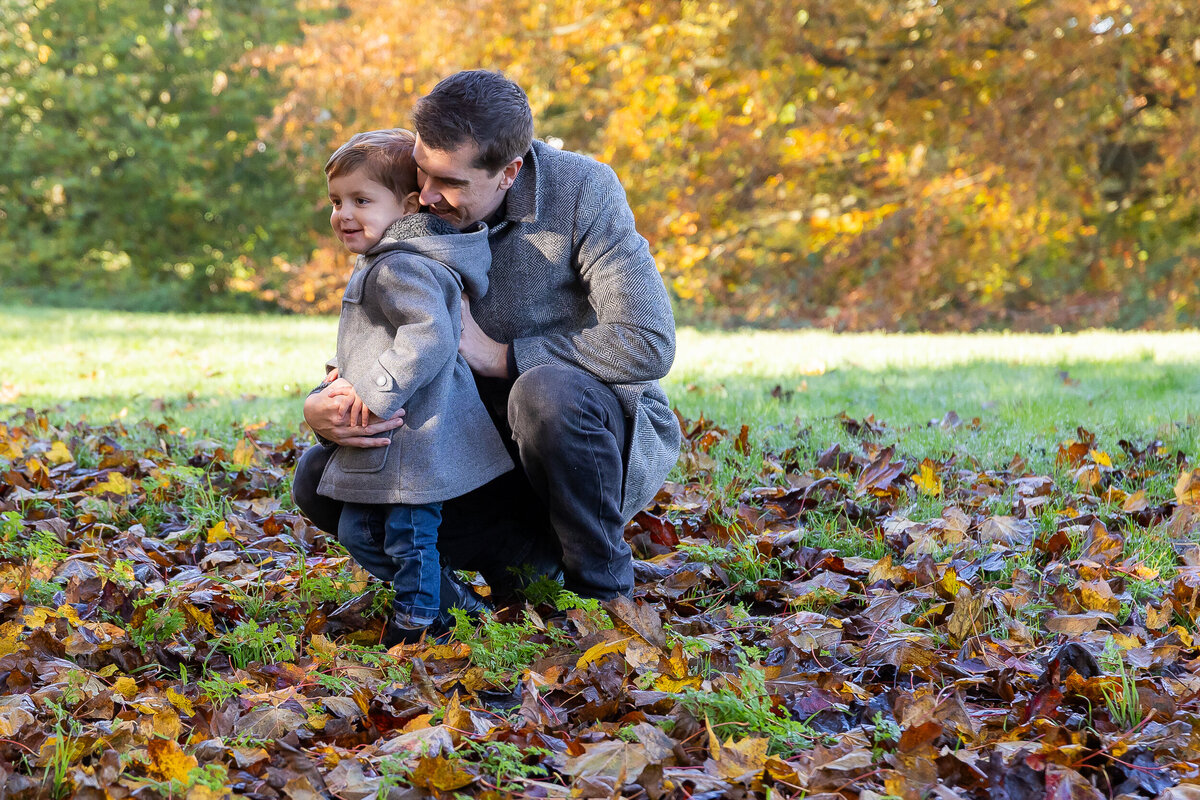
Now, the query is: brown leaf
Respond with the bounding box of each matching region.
[605,595,666,649]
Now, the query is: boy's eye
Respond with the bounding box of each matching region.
[356,198,369,205]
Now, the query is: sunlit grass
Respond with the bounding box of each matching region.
[2,306,1198,469]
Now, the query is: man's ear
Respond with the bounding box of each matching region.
[498,157,523,190]
[402,191,421,215]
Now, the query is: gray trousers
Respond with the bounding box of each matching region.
[292,364,631,602]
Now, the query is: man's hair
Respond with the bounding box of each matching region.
[412,70,534,175]
[325,129,419,201]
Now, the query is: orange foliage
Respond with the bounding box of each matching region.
[266,0,1200,329]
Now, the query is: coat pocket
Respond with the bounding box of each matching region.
[333,436,392,474]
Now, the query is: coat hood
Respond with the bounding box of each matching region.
[366,212,492,298]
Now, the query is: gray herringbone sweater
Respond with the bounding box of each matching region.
[317,214,514,505]
[475,140,681,519]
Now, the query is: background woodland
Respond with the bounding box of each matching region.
[4,0,1200,330]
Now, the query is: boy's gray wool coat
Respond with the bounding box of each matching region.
[317,214,514,505]
[475,140,681,521]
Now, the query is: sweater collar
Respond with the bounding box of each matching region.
[497,140,542,226]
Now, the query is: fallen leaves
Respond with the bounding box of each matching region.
[0,410,1199,797]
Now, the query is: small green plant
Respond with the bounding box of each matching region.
[870,711,901,759]
[95,559,137,589]
[678,656,818,755]
[1099,639,1143,730]
[677,537,783,594]
[457,739,550,791]
[197,673,249,704]
[24,578,61,607]
[451,609,550,686]
[315,672,357,694]
[553,589,613,630]
[215,620,297,670]
[376,754,414,800]
[130,592,187,652]
[43,700,83,799]
[337,642,413,685]
[142,762,230,796]
[0,511,67,565]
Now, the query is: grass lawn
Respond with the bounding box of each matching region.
[4,305,1198,470]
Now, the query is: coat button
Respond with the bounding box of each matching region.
[376,375,387,387]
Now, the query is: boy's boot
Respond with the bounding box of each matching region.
[382,615,428,648]
[432,568,492,635]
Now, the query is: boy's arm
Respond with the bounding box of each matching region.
[352,259,458,420]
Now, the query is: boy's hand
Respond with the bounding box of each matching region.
[304,377,404,446]
[348,393,370,427]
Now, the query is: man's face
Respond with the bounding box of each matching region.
[413,135,522,230]
[327,168,409,254]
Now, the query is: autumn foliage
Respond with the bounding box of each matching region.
[6,0,1200,328]
[266,0,1200,329]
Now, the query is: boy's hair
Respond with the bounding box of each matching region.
[325,129,419,201]
[412,70,534,175]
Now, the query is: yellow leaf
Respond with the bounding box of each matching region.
[1176,470,1200,507]
[113,676,138,700]
[576,637,630,669]
[147,738,198,783]
[56,604,82,627]
[23,607,54,629]
[206,521,232,543]
[231,438,255,468]
[912,460,942,497]
[183,604,217,635]
[709,736,770,781]
[45,441,73,466]
[166,687,195,717]
[91,471,135,496]
[307,633,339,662]
[152,706,183,740]
[655,673,702,692]
[1089,449,1112,467]
[1123,490,1148,512]
[0,621,22,658]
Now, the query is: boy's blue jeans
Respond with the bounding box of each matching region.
[338,501,442,628]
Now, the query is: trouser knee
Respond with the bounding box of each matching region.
[508,364,624,457]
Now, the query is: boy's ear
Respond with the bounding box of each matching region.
[402,191,421,214]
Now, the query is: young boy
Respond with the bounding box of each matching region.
[314,128,513,645]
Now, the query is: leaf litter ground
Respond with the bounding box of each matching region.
[2,408,1200,798]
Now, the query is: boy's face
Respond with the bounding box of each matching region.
[413,136,521,230]
[328,168,409,254]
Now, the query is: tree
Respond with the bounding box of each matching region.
[268,0,1200,329]
[0,0,318,308]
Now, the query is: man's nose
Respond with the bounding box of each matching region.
[419,183,440,206]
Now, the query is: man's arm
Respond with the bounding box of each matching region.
[510,160,675,383]
[303,376,404,447]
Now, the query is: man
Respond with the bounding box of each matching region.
[292,70,679,611]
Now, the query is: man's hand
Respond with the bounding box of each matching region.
[304,375,404,446]
[459,297,510,378]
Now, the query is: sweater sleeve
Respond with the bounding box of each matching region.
[353,260,457,420]
[509,161,675,384]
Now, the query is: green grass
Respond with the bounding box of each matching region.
[2,306,1199,471]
